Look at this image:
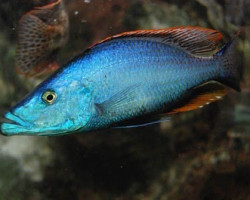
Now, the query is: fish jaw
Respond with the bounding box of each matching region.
[1,112,34,136]
[1,111,65,136]
[0,111,72,136]
[1,110,91,136]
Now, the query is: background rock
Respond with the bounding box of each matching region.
[0,0,249,199]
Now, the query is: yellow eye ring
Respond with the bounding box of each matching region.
[42,91,57,104]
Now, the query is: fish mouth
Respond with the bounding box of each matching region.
[0,112,32,136]
[0,112,73,136]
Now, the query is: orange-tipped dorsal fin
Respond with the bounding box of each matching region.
[167,82,228,114]
[90,26,223,56]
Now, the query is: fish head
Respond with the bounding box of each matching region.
[1,77,93,136]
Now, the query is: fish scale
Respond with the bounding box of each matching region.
[82,39,220,130]
[1,26,240,136]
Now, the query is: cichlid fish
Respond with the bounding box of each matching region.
[15,0,69,77]
[1,26,240,136]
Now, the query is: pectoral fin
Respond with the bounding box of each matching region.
[95,85,139,116]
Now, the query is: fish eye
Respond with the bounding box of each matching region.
[42,91,57,104]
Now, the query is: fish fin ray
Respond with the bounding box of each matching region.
[168,82,228,114]
[90,26,223,56]
[114,116,170,129]
[96,85,139,115]
[215,36,241,91]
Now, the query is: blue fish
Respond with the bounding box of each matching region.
[0,26,240,136]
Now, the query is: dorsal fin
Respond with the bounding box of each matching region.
[167,82,228,114]
[90,26,223,56]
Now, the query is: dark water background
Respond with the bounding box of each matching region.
[0,0,249,199]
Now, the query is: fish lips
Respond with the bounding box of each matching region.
[0,112,32,136]
[0,112,77,136]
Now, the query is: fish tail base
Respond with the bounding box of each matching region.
[215,36,241,92]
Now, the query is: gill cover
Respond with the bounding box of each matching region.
[1,80,93,136]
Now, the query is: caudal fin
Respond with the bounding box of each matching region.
[215,36,241,92]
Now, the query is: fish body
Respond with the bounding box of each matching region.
[15,0,69,77]
[83,40,224,130]
[1,27,240,136]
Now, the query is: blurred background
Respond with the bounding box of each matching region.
[0,0,249,199]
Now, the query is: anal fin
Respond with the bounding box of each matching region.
[168,82,228,114]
